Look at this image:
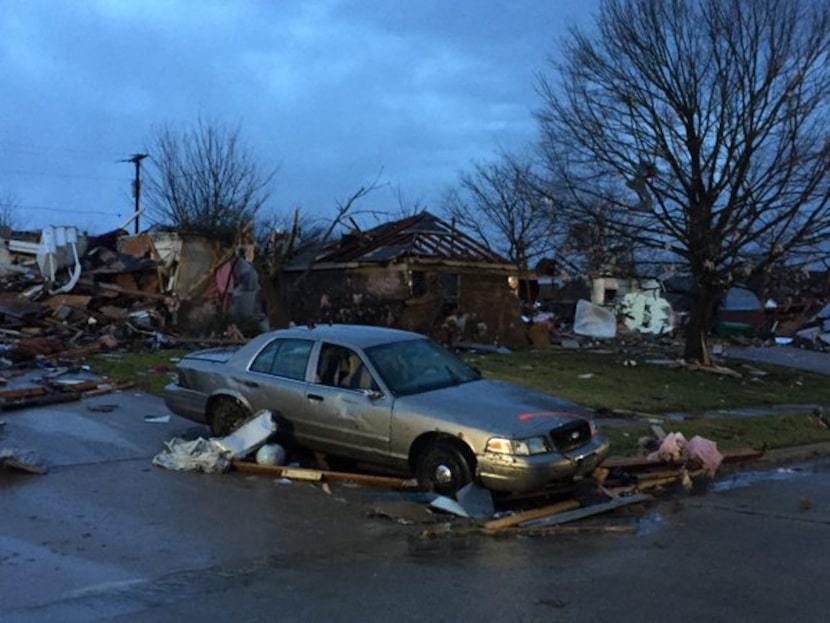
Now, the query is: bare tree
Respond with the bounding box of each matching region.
[0,193,18,230]
[144,119,276,237]
[537,0,830,364]
[442,155,556,270]
[290,179,384,291]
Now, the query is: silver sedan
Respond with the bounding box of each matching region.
[164,324,610,494]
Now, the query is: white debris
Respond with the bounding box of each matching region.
[212,410,278,458]
[153,409,278,472]
[573,299,617,339]
[152,437,231,473]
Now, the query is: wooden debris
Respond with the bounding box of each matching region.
[420,523,637,538]
[635,470,704,492]
[483,499,581,531]
[1,449,47,475]
[0,386,49,400]
[519,493,651,528]
[1,392,82,411]
[603,447,764,471]
[82,381,135,397]
[231,460,421,489]
[76,277,169,301]
[0,377,132,411]
[279,468,323,482]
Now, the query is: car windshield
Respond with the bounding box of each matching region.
[364,338,481,396]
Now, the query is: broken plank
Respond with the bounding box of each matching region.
[519,493,652,529]
[50,379,114,393]
[82,381,135,398]
[280,468,323,482]
[0,386,48,400]
[420,522,637,538]
[1,392,82,411]
[232,460,419,489]
[1,457,47,475]
[483,499,581,531]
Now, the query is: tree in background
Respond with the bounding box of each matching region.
[441,154,557,271]
[0,193,18,230]
[144,119,276,238]
[537,0,830,364]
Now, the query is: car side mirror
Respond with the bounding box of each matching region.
[362,389,383,401]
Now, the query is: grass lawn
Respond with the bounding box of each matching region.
[604,414,830,455]
[90,343,830,456]
[466,348,830,414]
[91,348,190,396]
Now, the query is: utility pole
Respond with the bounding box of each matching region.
[121,153,148,234]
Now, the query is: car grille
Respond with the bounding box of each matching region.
[550,420,592,452]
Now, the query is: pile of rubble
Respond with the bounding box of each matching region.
[1,225,260,370]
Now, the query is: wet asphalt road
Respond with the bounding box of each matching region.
[2,389,830,622]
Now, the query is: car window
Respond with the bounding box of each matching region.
[365,338,480,396]
[315,343,378,391]
[250,338,313,381]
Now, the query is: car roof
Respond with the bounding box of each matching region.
[270,324,425,349]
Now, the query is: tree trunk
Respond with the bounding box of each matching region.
[684,284,717,365]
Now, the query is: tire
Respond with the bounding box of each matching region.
[415,440,474,496]
[209,397,249,437]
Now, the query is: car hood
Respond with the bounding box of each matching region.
[394,379,593,436]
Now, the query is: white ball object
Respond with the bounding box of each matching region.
[255,443,287,466]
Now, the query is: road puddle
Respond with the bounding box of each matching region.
[710,467,805,493]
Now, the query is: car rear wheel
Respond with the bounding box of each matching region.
[209,397,248,437]
[415,440,474,496]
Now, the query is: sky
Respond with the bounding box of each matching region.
[0,0,598,234]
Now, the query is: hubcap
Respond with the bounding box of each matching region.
[434,464,453,485]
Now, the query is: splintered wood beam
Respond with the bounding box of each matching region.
[231,460,420,489]
[420,523,638,538]
[518,493,652,528]
[1,392,82,411]
[0,386,48,400]
[483,499,581,531]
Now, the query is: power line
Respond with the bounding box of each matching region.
[0,140,127,162]
[14,203,124,217]
[0,168,125,182]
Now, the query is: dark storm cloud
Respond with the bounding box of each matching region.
[0,0,596,231]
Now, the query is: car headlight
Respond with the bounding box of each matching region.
[486,436,550,456]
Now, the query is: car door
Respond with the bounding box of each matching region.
[232,337,313,426]
[300,342,393,462]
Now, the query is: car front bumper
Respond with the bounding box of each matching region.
[477,434,611,492]
[163,383,209,423]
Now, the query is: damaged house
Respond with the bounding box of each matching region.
[280,211,525,345]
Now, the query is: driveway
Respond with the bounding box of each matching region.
[727,344,830,375]
[2,390,830,622]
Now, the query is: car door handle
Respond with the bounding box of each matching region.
[234,378,259,388]
[307,393,324,402]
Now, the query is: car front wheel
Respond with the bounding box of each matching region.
[209,397,248,437]
[415,440,474,496]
